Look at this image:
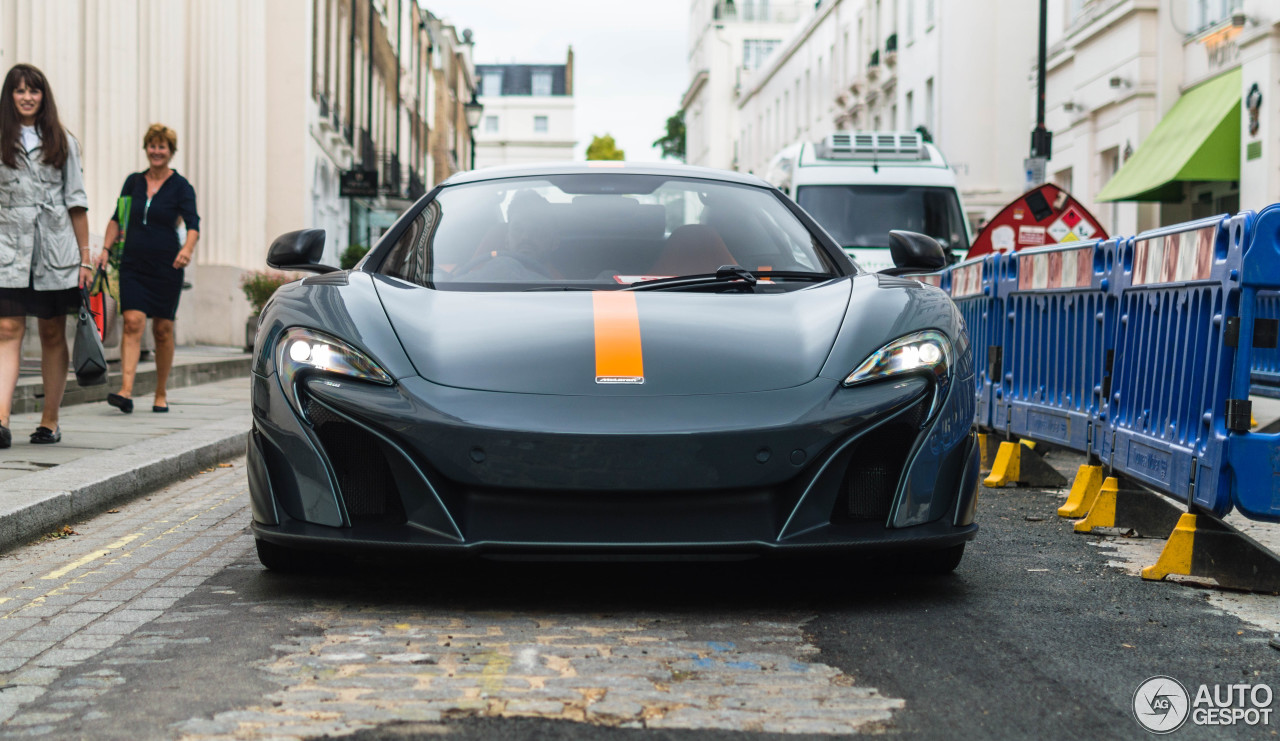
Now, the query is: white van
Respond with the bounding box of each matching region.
[766,132,970,272]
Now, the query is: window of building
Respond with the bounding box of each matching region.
[925,77,935,135]
[906,0,915,40]
[482,71,503,97]
[534,115,549,133]
[925,0,935,28]
[905,90,914,131]
[1054,167,1073,194]
[743,39,781,70]
[532,71,553,97]
[1188,0,1242,31]
[484,115,498,133]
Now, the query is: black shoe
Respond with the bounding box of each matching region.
[107,393,134,414]
[30,426,61,444]
[152,405,169,413]
[0,425,10,449]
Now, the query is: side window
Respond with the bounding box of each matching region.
[379,202,439,287]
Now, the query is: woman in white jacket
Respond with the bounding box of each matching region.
[0,64,93,448]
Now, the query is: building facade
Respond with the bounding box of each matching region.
[730,0,1037,228]
[474,49,577,169]
[1043,0,1280,235]
[0,0,476,347]
[683,0,806,170]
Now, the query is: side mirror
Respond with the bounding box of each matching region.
[266,229,338,274]
[880,230,947,275]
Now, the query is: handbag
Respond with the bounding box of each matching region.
[73,288,108,387]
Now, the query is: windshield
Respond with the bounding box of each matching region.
[795,184,968,253]
[378,174,836,291]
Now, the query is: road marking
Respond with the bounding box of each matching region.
[41,534,141,581]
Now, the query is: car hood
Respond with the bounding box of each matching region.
[372,277,853,395]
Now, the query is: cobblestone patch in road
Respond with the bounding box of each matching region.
[176,611,903,738]
[0,460,250,730]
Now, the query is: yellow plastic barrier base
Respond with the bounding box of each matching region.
[982,441,1020,488]
[1073,477,1119,532]
[978,434,991,473]
[1141,513,1197,581]
[1058,465,1104,518]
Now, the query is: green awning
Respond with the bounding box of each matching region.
[1097,68,1241,202]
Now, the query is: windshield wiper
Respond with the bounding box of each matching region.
[624,266,834,291]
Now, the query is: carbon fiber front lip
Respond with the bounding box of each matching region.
[250,519,977,558]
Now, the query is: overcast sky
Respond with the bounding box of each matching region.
[422,0,688,162]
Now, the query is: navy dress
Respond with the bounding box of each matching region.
[113,171,200,320]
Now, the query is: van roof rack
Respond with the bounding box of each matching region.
[815,131,929,162]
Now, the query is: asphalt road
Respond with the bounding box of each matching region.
[0,461,1276,740]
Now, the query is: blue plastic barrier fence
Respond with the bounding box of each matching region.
[1226,205,1280,522]
[1102,213,1251,517]
[1248,290,1280,398]
[949,253,1002,431]
[992,238,1117,456]
[908,269,951,293]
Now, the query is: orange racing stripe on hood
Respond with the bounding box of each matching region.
[592,291,644,384]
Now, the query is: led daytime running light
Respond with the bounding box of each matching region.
[277,328,393,386]
[843,330,952,388]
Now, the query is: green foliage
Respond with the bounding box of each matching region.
[653,110,686,161]
[240,270,293,315]
[340,243,370,270]
[586,134,625,161]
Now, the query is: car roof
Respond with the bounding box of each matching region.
[441,161,773,189]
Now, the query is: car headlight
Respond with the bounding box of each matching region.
[843,330,952,391]
[277,328,392,418]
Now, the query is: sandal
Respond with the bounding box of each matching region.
[0,425,10,449]
[30,426,61,444]
[107,393,134,414]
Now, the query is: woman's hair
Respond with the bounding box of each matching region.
[143,123,178,154]
[0,64,69,170]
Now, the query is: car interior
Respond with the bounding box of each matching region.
[443,190,819,281]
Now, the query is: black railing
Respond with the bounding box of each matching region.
[886,33,897,53]
[360,129,376,171]
[408,169,425,200]
[380,151,402,194]
[318,94,329,119]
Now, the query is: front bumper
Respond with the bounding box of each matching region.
[247,369,979,557]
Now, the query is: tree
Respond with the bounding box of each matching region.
[586,134,625,161]
[653,110,686,161]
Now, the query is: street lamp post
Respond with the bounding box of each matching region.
[464,92,484,170]
[1026,0,1052,187]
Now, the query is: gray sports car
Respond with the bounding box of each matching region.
[247,162,978,571]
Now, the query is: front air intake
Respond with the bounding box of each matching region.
[306,399,406,523]
[839,397,928,522]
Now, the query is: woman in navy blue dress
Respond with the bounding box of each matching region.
[97,124,199,413]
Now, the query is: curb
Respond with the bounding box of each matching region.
[0,416,249,555]
[12,355,252,415]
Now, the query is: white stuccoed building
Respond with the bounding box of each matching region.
[684,0,807,171]
[0,0,463,347]
[474,50,576,168]
[1043,0,1280,235]
[730,0,1038,229]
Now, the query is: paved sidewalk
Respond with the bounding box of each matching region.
[0,377,250,554]
[12,346,251,416]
